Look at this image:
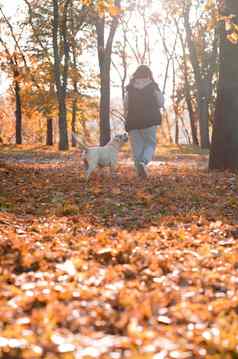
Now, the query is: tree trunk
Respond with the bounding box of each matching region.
[96,18,112,146]
[58,100,68,150]
[15,80,22,145]
[185,92,199,146]
[175,18,199,146]
[96,1,121,146]
[184,6,210,149]
[52,0,69,151]
[163,111,173,144]
[46,118,53,145]
[99,64,111,145]
[71,96,77,147]
[209,0,238,170]
[171,58,179,145]
[198,88,210,148]
[175,117,179,144]
[121,30,127,101]
[180,116,192,144]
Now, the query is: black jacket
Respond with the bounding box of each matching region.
[125,80,162,131]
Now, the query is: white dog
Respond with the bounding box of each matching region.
[73,133,128,179]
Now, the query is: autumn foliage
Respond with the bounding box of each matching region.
[0,146,238,358]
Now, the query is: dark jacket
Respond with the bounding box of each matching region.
[124,79,163,131]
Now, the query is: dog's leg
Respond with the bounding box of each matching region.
[84,158,89,171]
[85,163,97,180]
[85,166,93,180]
[83,158,92,180]
[110,164,117,178]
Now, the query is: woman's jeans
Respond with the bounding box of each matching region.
[129,126,158,166]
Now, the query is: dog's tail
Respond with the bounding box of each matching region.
[72,132,88,151]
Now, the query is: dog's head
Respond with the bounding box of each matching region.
[114,133,128,144]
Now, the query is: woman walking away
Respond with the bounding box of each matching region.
[124,65,164,178]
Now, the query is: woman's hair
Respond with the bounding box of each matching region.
[132,65,155,81]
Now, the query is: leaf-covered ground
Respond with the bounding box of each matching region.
[0,145,238,359]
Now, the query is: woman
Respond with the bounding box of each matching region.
[124,65,164,178]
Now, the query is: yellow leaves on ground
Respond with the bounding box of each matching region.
[0,147,238,357]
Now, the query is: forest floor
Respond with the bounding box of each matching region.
[0,144,238,359]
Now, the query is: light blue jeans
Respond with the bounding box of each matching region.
[129,126,158,166]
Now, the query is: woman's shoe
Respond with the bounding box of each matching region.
[138,162,148,178]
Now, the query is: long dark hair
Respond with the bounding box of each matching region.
[131,65,155,82]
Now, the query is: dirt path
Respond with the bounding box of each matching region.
[121,155,208,171]
[0,148,209,171]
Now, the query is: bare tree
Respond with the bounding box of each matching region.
[183,2,217,149]
[52,0,70,150]
[174,18,199,146]
[0,7,25,144]
[95,0,121,146]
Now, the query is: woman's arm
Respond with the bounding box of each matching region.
[155,88,164,108]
